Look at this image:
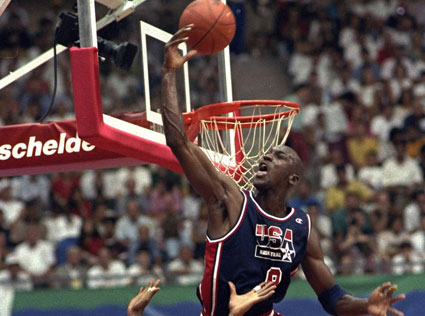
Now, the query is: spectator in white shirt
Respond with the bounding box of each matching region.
[392,241,424,275]
[0,180,24,228]
[127,250,165,286]
[389,63,412,102]
[320,148,354,190]
[370,104,403,143]
[330,67,360,98]
[80,169,118,205]
[14,224,55,287]
[411,215,425,254]
[43,207,82,244]
[377,216,410,261]
[115,166,152,197]
[115,199,156,250]
[357,67,381,108]
[87,246,128,289]
[11,175,50,208]
[168,245,204,285]
[381,45,417,80]
[0,254,32,291]
[322,96,349,144]
[358,150,384,190]
[382,139,423,188]
[403,191,425,233]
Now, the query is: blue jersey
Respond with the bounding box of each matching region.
[197,190,311,316]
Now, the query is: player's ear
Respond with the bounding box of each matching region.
[289,174,299,186]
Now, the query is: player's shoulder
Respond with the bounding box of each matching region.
[291,207,310,224]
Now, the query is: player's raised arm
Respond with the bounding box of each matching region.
[161,26,242,238]
[301,230,405,316]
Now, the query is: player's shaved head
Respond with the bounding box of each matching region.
[278,145,304,177]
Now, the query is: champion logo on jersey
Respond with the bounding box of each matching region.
[254,225,296,262]
[295,218,303,224]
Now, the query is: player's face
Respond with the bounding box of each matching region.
[252,146,299,190]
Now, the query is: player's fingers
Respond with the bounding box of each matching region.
[178,24,194,33]
[173,25,194,38]
[391,294,406,304]
[138,286,144,293]
[166,36,189,48]
[153,279,160,288]
[257,283,277,297]
[228,281,237,295]
[257,289,275,301]
[388,306,404,316]
[259,282,275,291]
[386,285,397,298]
[380,282,392,293]
[184,49,198,62]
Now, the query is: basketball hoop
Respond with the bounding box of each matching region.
[185,100,301,191]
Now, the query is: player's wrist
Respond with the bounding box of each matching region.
[162,65,178,73]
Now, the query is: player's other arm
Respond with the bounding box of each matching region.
[301,230,405,316]
[161,26,242,238]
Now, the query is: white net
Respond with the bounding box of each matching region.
[199,102,299,191]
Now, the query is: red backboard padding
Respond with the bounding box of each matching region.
[70,47,182,173]
[0,119,143,177]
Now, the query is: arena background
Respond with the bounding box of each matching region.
[1,0,425,315]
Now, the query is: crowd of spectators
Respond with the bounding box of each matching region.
[0,0,425,293]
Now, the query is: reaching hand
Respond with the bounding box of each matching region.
[367,282,405,316]
[228,281,277,316]
[163,25,197,71]
[127,279,160,316]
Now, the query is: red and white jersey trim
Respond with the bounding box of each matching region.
[211,242,223,315]
[249,191,295,222]
[306,213,311,240]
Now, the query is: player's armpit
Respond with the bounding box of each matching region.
[172,140,243,238]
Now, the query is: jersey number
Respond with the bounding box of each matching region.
[265,267,282,286]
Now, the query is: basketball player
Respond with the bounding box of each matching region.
[160,25,405,316]
[127,279,276,316]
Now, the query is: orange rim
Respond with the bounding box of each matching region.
[184,100,300,140]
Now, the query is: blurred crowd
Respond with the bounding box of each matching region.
[0,0,425,292]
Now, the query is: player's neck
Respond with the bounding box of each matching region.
[253,190,288,217]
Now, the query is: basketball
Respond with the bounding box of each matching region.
[178,0,236,55]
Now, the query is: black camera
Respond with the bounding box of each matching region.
[56,12,138,71]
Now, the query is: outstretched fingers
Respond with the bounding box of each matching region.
[256,282,276,297]
[174,24,194,38]
[166,25,194,47]
[380,282,392,293]
[391,294,406,305]
[388,306,404,316]
[153,279,160,288]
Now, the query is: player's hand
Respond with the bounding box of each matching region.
[163,25,197,71]
[127,279,160,316]
[367,282,405,316]
[228,281,276,316]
